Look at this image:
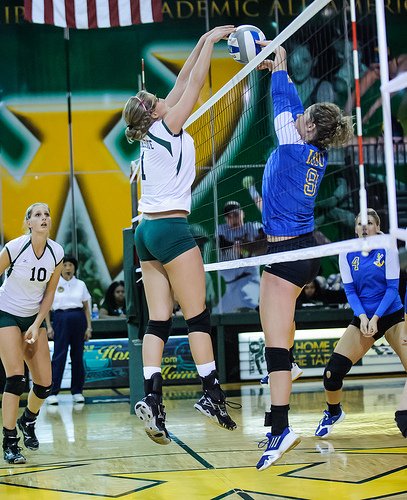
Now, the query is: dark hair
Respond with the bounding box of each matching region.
[102,281,126,315]
[63,255,78,274]
[224,200,241,215]
[123,91,157,142]
[309,103,354,150]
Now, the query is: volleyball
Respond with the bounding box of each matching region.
[227,25,266,64]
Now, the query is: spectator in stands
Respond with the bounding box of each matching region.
[296,278,326,308]
[332,37,367,108]
[345,52,407,136]
[213,201,266,313]
[99,281,126,319]
[46,256,92,406]
[315,209,407,439]
[324,273,348,306]
[288,42,335,108]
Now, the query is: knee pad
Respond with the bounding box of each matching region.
[323,352,353,392]
[4,375,26,396]
[145,318,172,343]
[265,347,291,373]
[186,308,211,334]
[33,383,52,400]
[395,410,407,438]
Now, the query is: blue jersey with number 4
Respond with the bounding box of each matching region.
[262,70,328,237]
[339,246,402,319]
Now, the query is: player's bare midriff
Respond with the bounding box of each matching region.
[266,235,297,242]
[143,210,189,220]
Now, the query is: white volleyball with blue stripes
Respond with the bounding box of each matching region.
[227,25,266,64]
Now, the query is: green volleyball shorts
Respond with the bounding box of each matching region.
[135,217,197,264]
[0,310,46,332]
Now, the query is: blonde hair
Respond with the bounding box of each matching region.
[23,202,50,234]
[355,208,381,227]
[123,91,157,142]
[309,103,354,150]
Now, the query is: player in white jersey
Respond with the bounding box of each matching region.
[0,203,64,463]
[123,26,239,446]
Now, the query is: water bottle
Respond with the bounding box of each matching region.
[91,303,99,320]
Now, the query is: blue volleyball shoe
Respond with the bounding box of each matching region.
[260,363,303,387]
[256,427,301,471]
[315,408,345,438]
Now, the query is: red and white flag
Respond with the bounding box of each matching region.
[24,0,163,29]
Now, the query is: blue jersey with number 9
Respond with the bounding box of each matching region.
[262,70,328,237]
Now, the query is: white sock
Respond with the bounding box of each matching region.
[143,366,161,379]
[196,361,216,378]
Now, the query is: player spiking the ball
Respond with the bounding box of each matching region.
[122,26,239,446]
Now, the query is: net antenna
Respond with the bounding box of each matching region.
[349,0,368,229]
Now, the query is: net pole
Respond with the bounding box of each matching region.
[350,0,368,227]
[375,0,399,236]
[64,27,78,260]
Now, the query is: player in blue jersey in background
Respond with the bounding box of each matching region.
[314,209,407,438]
[255,44,353,471]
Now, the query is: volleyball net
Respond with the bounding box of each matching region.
[128,0,406,312]
[182,0,406,285]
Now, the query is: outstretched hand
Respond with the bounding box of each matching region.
[257,60,273,71]
[256,43,287,72]
[206,26,235,43]
[203,25,234,39]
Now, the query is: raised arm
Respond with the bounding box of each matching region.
[272,46,288,73]
[164,25,235,134]
[165,26,234,107]
[257,45,303,119]
[271,48,303,145]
